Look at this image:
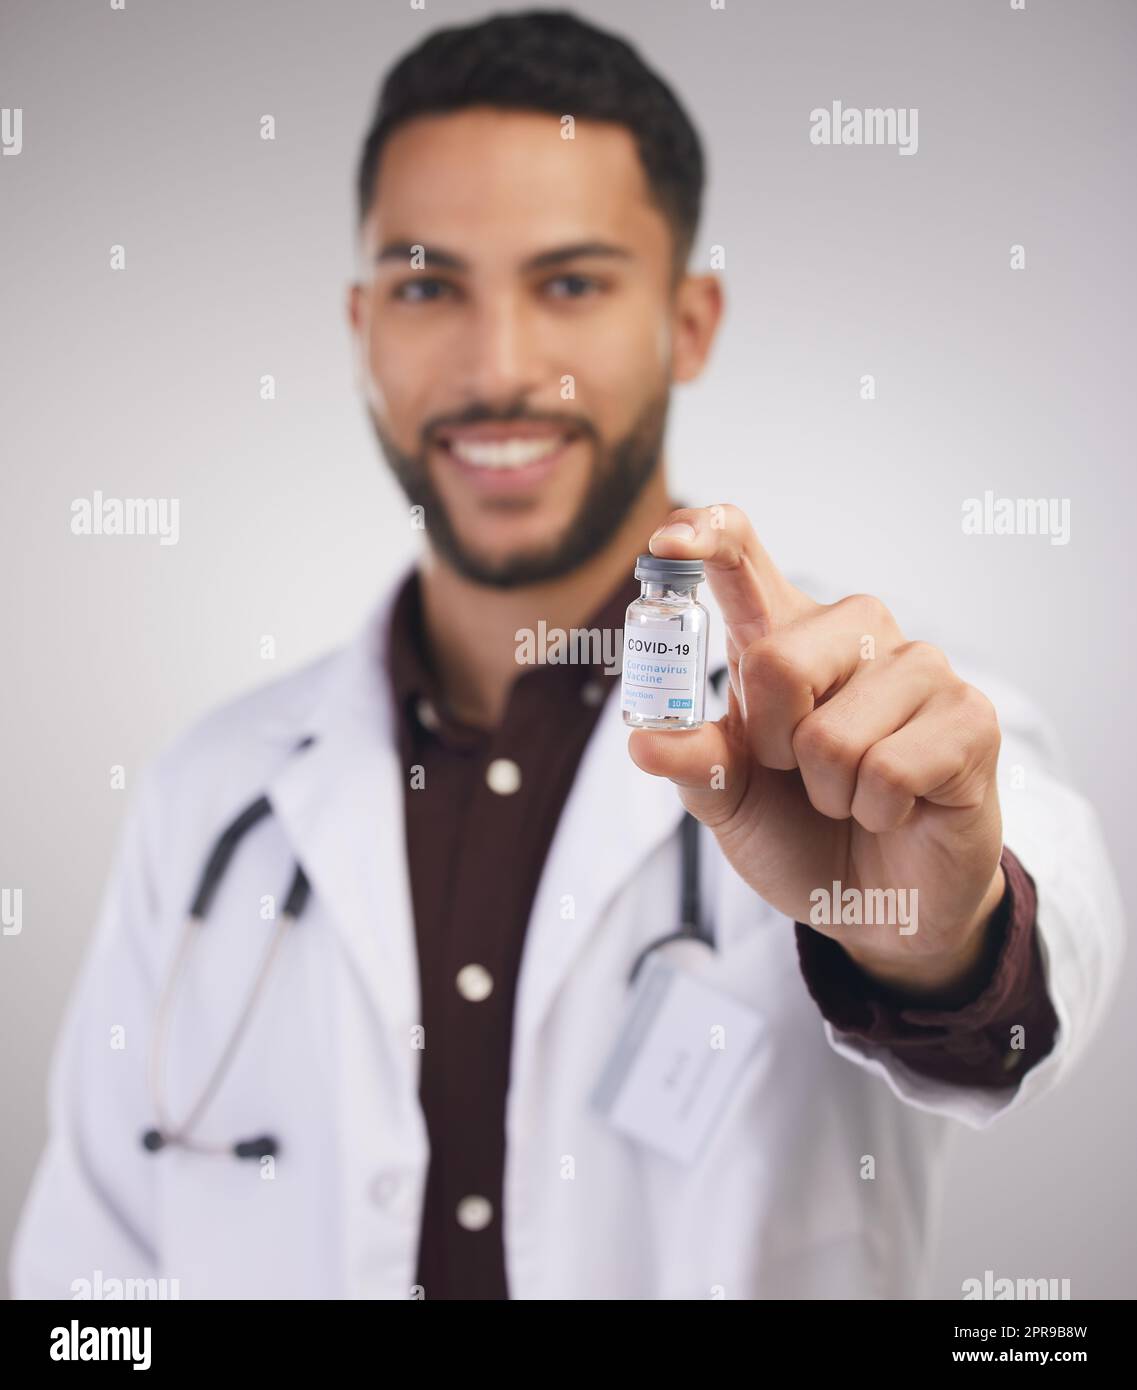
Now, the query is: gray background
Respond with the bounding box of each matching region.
[1,0,1134,1298]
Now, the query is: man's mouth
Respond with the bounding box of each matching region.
[447,435,565,469]
[434,425,582,488]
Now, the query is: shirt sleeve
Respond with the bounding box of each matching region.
[792,847,1059,1088]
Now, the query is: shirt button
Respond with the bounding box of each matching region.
[456,963,494,1002]
[456,1195,493,1232]
[415,697,440,731]
[581,679,606,707]
[485,757,521,795]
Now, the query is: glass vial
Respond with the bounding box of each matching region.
[621,555,709,730]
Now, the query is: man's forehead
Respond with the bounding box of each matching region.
[361,106,662,260]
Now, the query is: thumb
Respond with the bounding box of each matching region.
[627,718,746,829]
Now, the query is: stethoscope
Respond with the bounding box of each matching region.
[141,737,315,1161]
[142,668,727,1161]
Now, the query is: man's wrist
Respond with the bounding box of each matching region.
[837,863,1009,1008]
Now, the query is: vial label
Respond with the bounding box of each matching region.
[621,622,699,719]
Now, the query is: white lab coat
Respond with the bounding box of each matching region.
[10,571,1124,1299]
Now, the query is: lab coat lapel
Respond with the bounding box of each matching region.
[265,585,419,1067]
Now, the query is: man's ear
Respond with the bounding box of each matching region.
[346,281,367,390]
[347,281,364,335]
[670,273,724,385]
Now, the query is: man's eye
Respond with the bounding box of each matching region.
[543,274,601,299]
[392,278,454,303]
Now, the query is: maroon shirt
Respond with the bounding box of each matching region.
[386,567,1058,1300]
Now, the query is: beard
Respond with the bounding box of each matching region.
[367,389,670,589]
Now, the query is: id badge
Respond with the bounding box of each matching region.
[589,949,764,1166]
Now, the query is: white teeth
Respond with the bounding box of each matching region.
[449,435,564,469]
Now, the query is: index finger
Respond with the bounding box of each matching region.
[648,504,813,640]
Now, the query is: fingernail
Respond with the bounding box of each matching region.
[651,522,697,545]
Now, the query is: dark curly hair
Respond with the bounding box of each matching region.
[356,8,705,276]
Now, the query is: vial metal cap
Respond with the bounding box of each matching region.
[634,554,705,584]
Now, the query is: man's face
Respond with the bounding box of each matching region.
[348,106,691,587]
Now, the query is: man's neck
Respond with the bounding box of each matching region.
[419,471,675,728]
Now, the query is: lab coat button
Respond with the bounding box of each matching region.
[456,1195,493,1232]
[456,963,494,1002]
[368,1171,402,1206]
[581,679,606,707]
[485,757,521,795]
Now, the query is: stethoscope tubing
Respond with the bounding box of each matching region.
[146,908,297,1156]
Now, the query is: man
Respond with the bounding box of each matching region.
[11,10,1122,1299]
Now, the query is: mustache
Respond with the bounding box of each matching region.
[420,402,599,450]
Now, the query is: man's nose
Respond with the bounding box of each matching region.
[457,295,547,404]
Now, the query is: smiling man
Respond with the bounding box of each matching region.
[12,9,1122,1302]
